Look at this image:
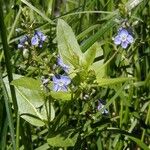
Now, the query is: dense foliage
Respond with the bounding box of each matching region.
[0,0,150,150]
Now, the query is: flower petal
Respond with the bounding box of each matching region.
[57,57,70,72]
[119,29,128,36]
[41,35,47,41]
[52,76,58,83]
[31,35,39,46]
[127,34,134,43]
[36,30,47,41]
[53,84,59,91]
[114,35,121,45]
[60,76,71,85]
[121,41,128,49]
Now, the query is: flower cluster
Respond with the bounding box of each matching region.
[52,75,71,92]
[18,30,47,49]
[114,28,134,49]
[31,30,47,48]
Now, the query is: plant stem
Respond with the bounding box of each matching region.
[0,0,18,113]
[16,112,20,150]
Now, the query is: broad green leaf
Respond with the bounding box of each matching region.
[15,86,44,126]
[50,91,71,101]
[96,77,135,86]
[47,133,78,147]
[16,87,44,108]
[90,60,104,75]
[4,74,45,126]
[3,74,44,107]
[11,77,44,107]
[3,74,24,102]
[57,19,83,68]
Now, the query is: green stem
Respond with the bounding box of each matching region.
[120,99,123,128]
[8,6,22,42]
[0,0,18,113]
[16,113,20,150]
[0,69,16,150]
[0,115,8,150]
[141,104,150,142]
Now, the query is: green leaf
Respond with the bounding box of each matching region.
[77,24,100,40]
[47,133,78,147]
[57,19,83,68]
[92,51,117,79]
[96,77,135,87]
[11,77,44,108]
[35,143,49,150]
[126,0,144,11]
[82,42,97,69]
[50,91,72,101]
[11,77,41,90]
[4,74,46,126]
[15,86,44,126]
[3,74,24,102]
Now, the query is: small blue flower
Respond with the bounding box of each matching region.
[97,99,108,114]
[18,35,28,49]
[31,30,47,47]
[52,75,71,92]
[31,34,39,46]
[114,28,134,49]
[57,56,70,73]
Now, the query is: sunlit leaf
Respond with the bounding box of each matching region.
[47,133,78,147]
[96,77,135,86]
[57,19,83,68]
[50,91,72,101]
[15,86,44,126]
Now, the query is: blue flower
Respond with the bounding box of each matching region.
[52,75,71,92]
[114,28,134,49]
[18,35,28,49]
[97,99,108,114]
[57,56,70,73]
[31,30,47,47]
